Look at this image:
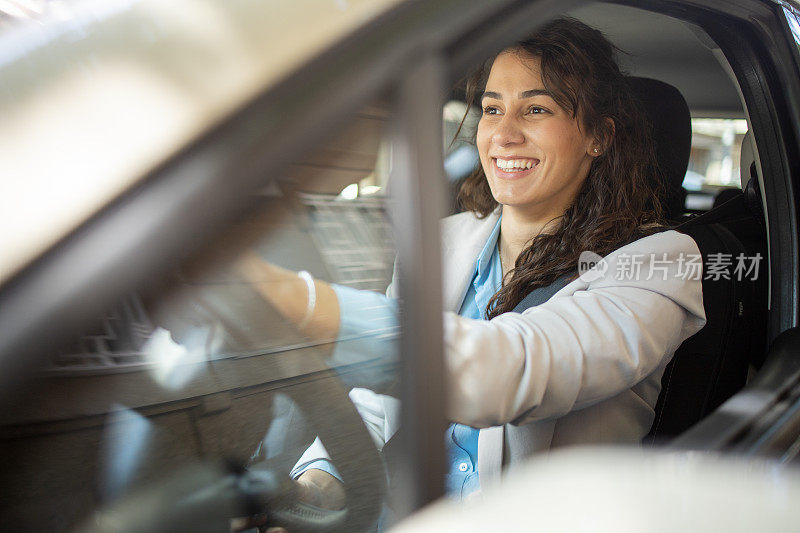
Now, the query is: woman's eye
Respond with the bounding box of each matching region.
[482,106,500,115]
[527,106,547,115]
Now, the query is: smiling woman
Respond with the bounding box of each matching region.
[478,52,601,281]
[460,18,665,318]
[238,17,705,516]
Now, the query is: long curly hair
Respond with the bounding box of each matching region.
[456,17,666,319]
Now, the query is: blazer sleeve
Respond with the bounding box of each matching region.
[442,230,707,428]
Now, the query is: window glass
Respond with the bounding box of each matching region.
[782,4,800,52]
[684,118,748,210]
[0,101,403,531]
[442,100,480,213]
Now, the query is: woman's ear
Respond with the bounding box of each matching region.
[588,117,615,157]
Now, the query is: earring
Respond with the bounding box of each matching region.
[593,148,600,154]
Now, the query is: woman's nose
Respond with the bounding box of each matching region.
[491,116,525,146]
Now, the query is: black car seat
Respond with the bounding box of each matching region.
[627,77,769,443]
[626,77,693,221]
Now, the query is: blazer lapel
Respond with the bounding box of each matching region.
[441,210,501,312]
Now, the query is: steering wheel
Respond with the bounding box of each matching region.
[80,254,387,532]
[255,376,386,532]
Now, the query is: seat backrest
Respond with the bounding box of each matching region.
[626,77,692,220]
[645,188,768,442]
[627,78,769,443]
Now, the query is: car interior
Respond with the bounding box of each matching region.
[0,0,791,531]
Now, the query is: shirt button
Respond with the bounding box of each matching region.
[459,462,469,472]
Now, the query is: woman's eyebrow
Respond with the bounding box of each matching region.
[520,89,550,98]
[481,89,551,100]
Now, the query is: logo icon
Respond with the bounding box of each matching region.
[578,251,607,282]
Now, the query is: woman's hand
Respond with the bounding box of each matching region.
[235,253,341,341]
[229,469,345,532]
[295,468,346,511]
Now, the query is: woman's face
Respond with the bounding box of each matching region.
[476,51,599,218]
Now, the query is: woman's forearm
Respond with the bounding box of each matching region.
[237,253,341,341]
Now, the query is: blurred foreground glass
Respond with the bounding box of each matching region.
[0,101,404,531]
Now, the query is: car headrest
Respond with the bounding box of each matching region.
[626,77,692,220]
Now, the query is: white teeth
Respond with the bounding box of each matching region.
[496,158,537,170]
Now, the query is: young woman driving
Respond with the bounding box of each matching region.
[239,17,706,507]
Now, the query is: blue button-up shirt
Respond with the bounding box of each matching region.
[295,218,503,501]
[445,217,503,499]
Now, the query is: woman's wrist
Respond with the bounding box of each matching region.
[296,270,317,329]
[235,253,341,340]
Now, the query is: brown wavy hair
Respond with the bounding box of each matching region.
[457,17,666,319]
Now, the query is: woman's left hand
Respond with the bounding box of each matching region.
[235,253,341,341]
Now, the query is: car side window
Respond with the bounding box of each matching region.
[684,118,749,212]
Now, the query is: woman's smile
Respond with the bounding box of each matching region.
[492,157,540,180]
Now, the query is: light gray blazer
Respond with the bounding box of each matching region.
[294,209,706,493]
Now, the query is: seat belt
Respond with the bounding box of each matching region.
[511,274,574,313]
